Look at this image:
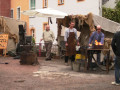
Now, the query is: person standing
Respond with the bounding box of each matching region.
[64,21,79,65]
[41,25,55,60]
[111,31,120,85]
[88,25,104,69]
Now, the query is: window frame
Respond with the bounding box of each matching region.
[30,27,35,39]
[30,0,36,10]
[77,0,85,2]
[32,29,35,38]
[17,7,21,20]
[58,0,64,6]
[43,0,48,8]
[10,9,14,18]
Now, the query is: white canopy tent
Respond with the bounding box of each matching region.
[21,8,68,18]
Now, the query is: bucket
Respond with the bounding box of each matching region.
[75,54,82,61]
[73,62,80,72]
[75,54,86,61]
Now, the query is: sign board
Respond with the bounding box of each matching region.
[0,34,8,49]
[0,34,8,56]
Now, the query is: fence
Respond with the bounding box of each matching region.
[35,43,58,57]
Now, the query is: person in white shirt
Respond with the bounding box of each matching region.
[64,22,79,65]
[41,25,55,60]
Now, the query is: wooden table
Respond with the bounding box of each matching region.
[86,48,110,73]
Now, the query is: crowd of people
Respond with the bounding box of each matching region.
[40,22,120,86]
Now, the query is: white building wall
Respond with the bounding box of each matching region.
[48,0,100,15]
[103,0,116,9]
[29,0,101,44]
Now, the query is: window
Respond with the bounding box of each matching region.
[30,0,35,10]
[77,0,84,2]
[30,27,35,38]
[58,0,64,5]
[43,22,48,30]
[17,7,20,20]
[11,9,14,18]
[32,29,35,38]
[43,0,48,8]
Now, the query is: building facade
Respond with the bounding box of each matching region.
[29,0,102,44]
[0,0,11,17]
[11,0,30,35]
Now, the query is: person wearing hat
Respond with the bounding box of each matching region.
[88,25,104,69]
[64,21,79,66]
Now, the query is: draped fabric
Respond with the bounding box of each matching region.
[0,16,25,52]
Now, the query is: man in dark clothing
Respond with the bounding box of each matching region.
[111,31,120,85]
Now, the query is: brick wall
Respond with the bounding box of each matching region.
[0,0,11,17]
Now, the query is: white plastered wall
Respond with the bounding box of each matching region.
[29,0,101,44]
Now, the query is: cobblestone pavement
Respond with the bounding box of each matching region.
[0,56,120,90]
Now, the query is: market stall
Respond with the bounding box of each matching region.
[56,13,120,72]
[0,16,25,54]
